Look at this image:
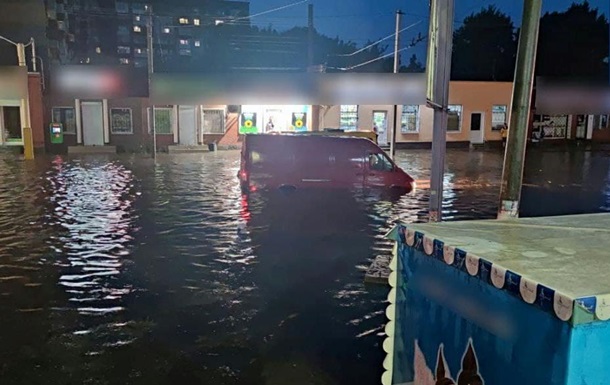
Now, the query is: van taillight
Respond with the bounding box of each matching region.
[240,170,248,180]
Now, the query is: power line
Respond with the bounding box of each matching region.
[332,20,423,57]
[327,35,427,71]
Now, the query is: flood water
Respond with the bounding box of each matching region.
[0,148,608,385]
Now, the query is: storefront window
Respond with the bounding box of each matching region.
[110,108,133,134]
[340,105,358,131]
[2,107,21,141]
[52,107,76,134]
[492,105,507,130]
[153,107,173,134]
[202,109,225,134]
[447,105,462,131]
[401,105,419,133]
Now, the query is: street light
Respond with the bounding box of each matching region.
[0,34,35,159]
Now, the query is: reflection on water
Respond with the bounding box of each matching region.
[0,148,608,384]
[46,156,139,351]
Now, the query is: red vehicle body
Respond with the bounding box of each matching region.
[238,134,415,194]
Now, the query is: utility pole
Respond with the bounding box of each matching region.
[390,10,402,160]
[146,4,156,159]
[308,3,321,131]
[497,0,542,220]
[427,0,454,222]
[308,3,314,67]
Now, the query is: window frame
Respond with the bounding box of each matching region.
[201,108,226,134]
[110,107,133,135]
[400,104,419,133]
[152,107,173,135]
[340,105,358,131]
[51,106,77,134]
[447,104,463,132]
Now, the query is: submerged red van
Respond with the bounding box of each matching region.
[238,134,415,194]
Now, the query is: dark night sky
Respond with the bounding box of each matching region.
[249,0,609,63]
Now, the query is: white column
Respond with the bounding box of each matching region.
[75,99,82,144]
[587,115,594,140]
[102,99,110,143]
[172,105,179,143]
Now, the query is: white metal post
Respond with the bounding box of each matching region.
[390,10,402,160]
[147,4,156,158]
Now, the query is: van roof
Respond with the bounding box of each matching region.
[244,133,372,142]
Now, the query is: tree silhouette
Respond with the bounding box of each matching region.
[451,5,517,81]
[536,1,609,81]
[401,54,424,73]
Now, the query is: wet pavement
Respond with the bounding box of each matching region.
[0,147,608,385]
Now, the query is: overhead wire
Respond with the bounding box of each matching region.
[332,20,423,57]
[327,35,428,71]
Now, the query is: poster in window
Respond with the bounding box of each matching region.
[240,112,258,134]
[291,112,307,132]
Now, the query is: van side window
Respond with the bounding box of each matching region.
[368,153,394,172]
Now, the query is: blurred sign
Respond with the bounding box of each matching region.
[151,73,426,105]
[51,65,148,98]
[0,66,27,100]
[535,77,610,114]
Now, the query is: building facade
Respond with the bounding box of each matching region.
[43,0,249,70]
[42,80,610,153]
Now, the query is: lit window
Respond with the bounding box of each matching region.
[95,46,101,54]
[492,105,508,130]
[179,39,189,45]
[120,58,130,65]
[135,15,141,22]
[194,40,201,47]
[179,17,189,24]
[194,18,200,26]
[133,25,142,32]
[401,105,419,133]
[163,27,170,33]
[340,105,358,131]
[447,105,463,131]
[117,45,131,54]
